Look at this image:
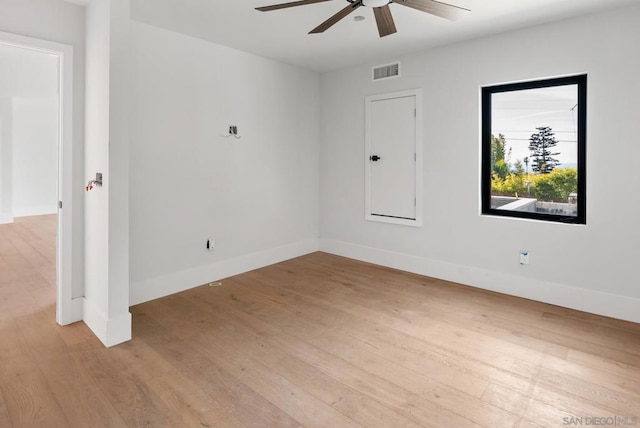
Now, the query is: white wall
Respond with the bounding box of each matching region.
[83,0,132,347]
[0,98,12,223]
[0,44,58,98]
[0,44,58,219]
[107,0,132,340]
[12,97,58,217]
[0,0,85,299]
[320,4,640,322]
[129,22,320,304]
[83,0,111,330]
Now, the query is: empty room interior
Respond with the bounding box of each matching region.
[1,0,640,426]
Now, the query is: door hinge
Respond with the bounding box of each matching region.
[414,198,417,206]
[414,153,417,161]
[414,108,416,118]
[58,201,62,209]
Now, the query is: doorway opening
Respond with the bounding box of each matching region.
[0,31,77,326]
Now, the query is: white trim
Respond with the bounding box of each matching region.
[365,89,423,228]
[319,238,640,324]
[0,31,78,326]
[130,239,320,306]
[82,297,132,347]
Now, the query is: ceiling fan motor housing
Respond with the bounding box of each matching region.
[362,0,391,6]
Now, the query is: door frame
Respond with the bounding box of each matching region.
[0,31,78,325]
[365,88,423,227]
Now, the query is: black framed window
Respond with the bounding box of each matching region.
[481,75,587,224]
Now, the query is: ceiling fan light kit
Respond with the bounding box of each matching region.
[255,0,470,38]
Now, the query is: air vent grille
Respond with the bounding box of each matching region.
[372,62,400,81]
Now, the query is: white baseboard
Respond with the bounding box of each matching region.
[130,238,320,306]
[13,206,57,218]
[320,238,640,324]
[82,297,132,347]
[0,213,13,224]
[57,296,84,326]
[71,297,84,323]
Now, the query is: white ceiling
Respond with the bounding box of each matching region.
[130,0,640,72]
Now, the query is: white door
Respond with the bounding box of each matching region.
[366,90,421,225]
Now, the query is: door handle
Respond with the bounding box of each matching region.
[369,155,381,162]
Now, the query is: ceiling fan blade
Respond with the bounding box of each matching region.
[256,0,332,12]
[309,1,363,34]
[393,0,470,21]
[373,5,397,37]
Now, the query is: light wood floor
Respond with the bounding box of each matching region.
[1,216,640,427]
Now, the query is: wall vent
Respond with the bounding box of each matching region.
[372,62,400,81]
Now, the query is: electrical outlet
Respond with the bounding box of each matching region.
[206,237,215,252]
[519,250,530,265]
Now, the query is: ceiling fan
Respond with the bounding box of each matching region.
[255,0,470,38]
